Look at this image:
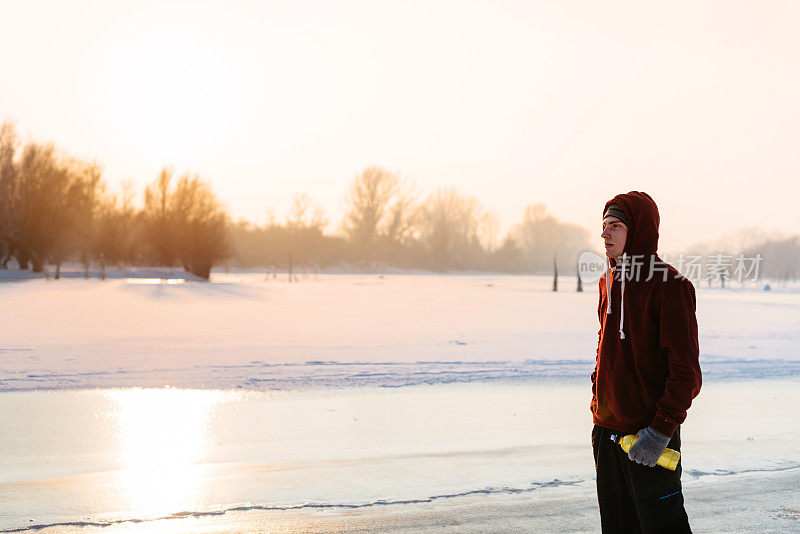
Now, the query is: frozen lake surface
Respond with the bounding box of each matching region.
[0,274,798,532]
[2,381,799,533]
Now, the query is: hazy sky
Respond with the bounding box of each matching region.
[1,0,799,251]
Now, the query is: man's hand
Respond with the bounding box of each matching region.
[628,427,670,467]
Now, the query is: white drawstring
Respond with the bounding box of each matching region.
[605,258,612,315]
[619,252,626,340]
[605,253,627,340]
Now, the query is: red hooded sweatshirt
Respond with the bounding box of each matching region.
[591,191,702,438]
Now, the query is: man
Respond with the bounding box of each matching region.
[591,191,702,533]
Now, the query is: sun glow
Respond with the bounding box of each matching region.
[107,388,224,517]
[100,30,240,163]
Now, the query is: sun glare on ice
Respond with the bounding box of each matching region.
[107,388,224,517]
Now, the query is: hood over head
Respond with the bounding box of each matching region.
[601,191,661,341]
[603,191,660,257]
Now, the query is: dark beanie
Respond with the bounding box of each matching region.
[603,203,628,226]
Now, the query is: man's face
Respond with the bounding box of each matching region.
[601,216,628,260]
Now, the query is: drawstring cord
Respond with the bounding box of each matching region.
[605,259,612,315]
[605,253,627,340]
[619,253,626,340]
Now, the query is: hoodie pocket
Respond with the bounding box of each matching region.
[595,370,646,425]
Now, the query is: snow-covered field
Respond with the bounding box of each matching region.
[1,273,798,390]
[0,273,799,532]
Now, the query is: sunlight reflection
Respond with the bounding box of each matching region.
[107,388,224,517]
[125,278,186,285]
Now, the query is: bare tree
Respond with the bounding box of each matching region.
[745,236,800,282]
[287,192,326,231]
[14,143,93,273]
[49,160,103,278]
[143,169,230,279]
[70,160,103,277]
[0,121,19,266]
[478,210,500,253]
[282,192,328,271]
[416,187,485,270]
[171,173,230,279]
[143,168,178,266]
[383,188,416,245]
[342,167,416,259]
[512,203,591,273]
[94,182,137,268]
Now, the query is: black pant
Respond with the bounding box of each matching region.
[592,424,692,534]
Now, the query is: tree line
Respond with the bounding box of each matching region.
[231,167,594,275]
[0,120,599,278]
[0,122,227,279]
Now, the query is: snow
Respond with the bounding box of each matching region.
[1,273,798,391]
[0,272,798,532]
